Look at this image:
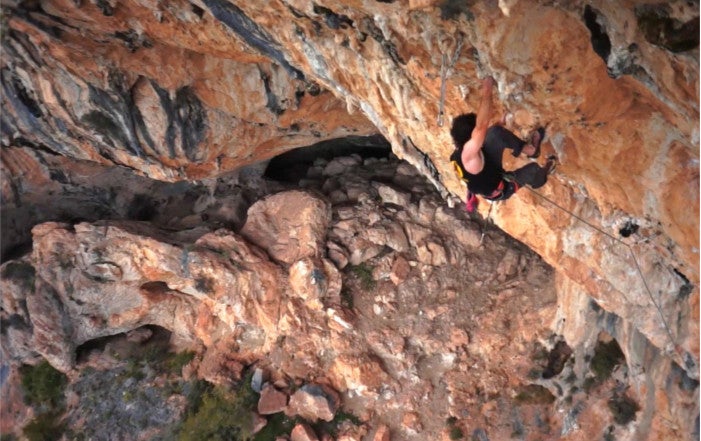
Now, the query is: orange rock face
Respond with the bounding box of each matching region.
[1,1,698,440]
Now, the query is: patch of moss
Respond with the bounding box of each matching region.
[20,361,67,407]
[19,362,66,439]
[349,263,375,290]
[176,386,255,441]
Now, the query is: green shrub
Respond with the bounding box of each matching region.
[123,359,146,381]
[176,372,259,441]
[164,351,196,375]
[20,361,67,407]
[590,339,624,380]
[585,338,625,391]
[22,412,65,441]
[252,413,297,441]
[350,263,375,290]
[177,386,254,441]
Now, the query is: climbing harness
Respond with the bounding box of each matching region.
[483,174,519,202]
[437,34,464,127]
[524,186,680,353]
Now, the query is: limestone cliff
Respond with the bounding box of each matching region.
[1,0,698,440]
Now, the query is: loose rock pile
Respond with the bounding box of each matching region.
[2,154,562,440]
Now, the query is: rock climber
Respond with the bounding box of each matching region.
[449,76,555,212]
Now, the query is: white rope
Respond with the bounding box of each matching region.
[437,34,464,127]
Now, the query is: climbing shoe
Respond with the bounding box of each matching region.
[544,155,558,174]
[465,190,479,213]
[527,127,546,159]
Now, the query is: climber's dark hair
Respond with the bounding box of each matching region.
[450,113,476,151]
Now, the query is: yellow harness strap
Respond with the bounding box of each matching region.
[451,160,468,182]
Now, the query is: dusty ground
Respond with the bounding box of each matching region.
[341,226,559,440]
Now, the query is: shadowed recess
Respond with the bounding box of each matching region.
[583,5,611,65]
[636,4,699,53]
[264,134,391,182]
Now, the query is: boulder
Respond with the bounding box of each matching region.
[287,384,340,422]
[258,384,288,415]
[241,191,331,264]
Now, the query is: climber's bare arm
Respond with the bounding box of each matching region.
[461,77,494,174]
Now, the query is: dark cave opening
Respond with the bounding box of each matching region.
[263,134,392,182]
[1,242,33,264]
[583,5,612,65]
[0,134,393,263]
[542,340,573,379]
[75,324,172,364]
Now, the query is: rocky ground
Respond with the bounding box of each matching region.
[2,146,660,441]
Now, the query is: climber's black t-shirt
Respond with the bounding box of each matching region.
[451,142,504,196]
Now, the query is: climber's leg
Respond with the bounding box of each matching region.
[510,159,554,189]
[483,126,525,166]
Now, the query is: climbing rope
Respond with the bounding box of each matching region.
[437,34,464,127]
[523,186,679,353]
[479,199,495,245]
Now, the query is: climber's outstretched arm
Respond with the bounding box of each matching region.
[461,77,494,173]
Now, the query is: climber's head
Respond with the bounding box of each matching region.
[450,113,476,151]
